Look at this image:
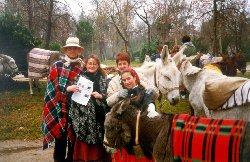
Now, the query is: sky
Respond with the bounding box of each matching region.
[63,0,94,19]
[64,0,250,18]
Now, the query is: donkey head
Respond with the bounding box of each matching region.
[0,54,18,75]
[104,98,134,150]
[156,45,181,105]
[219,53,246,76]
[179,60,201,92]
[234,52,246,75]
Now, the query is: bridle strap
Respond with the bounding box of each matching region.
[177,59,186,71]
[5,61,18,70]
[135,110,141,145]
[154,65,158,87]
[2,58,18,71]
[154,63,179,94]
[162,86,179,93]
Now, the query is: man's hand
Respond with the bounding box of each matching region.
[66,85,79,92]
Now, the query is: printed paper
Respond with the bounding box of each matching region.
[71,76,93,105]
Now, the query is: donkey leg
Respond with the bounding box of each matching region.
[29,78,34,95]
[189,103,194,116]
[36,79,41,93]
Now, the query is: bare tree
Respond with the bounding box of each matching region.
[3,0,78,48]
[192,0,247,55]
[134,0,152,51]
[149,0,193,46]
[92,0,110,60]
[109,0,135,53]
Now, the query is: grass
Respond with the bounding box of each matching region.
[102,60,142,67]
[0,81,45,140]
[237,72,250,78]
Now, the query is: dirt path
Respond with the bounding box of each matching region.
[0,140,53,162]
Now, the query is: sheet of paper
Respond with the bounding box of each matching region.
[71,76,93,106]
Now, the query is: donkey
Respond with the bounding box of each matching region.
[0,54,18,76]
[143,55,151,63]
[104,98,250,162]
[27,48,62,95]
[181,52,247,76]
[219,52,246,76]
[135,45,182,105]
[179,60,250,121]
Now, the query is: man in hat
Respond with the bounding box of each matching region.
[42,37,84,162]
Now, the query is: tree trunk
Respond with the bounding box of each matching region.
[27,0,33,30]
[45,0,53,49]
[219,23,222,54]
[110,15,129,53]
[213,0,218,56]
[147,25,151,53]
[99,37,106,61]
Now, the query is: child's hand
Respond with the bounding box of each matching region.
[66,85,79,92]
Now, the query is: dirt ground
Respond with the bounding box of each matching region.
[0,140,54,162]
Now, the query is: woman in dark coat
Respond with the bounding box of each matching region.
[66,54,111,162]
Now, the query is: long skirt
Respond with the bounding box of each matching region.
[112,148,154,162]
[73,137,111,162]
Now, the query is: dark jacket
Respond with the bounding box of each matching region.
[69,70,109,144]
[181,42,196,56]
[127,84,154,112]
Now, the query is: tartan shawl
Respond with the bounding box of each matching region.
[42,60,82,149]
[172,114,247,162]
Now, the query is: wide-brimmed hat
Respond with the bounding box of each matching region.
[61,37,84,53]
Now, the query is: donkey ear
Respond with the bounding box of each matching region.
[172,45,187,65]
[160,45,170,64]
[181,60,201,76]
[219,53,227,59]
[116,98,130,115]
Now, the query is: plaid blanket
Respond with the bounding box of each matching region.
[172,114,247,162]
[42,60,82,149]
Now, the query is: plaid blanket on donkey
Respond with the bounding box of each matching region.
[42,60,82,149]
[172,114,248,162]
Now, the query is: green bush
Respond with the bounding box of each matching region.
[39,42,61,51]
[139,41,159,62]
[0,13,41,75]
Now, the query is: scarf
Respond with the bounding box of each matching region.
[84,70,101,93]
[128,85,140,98]
[64,55,84,68]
